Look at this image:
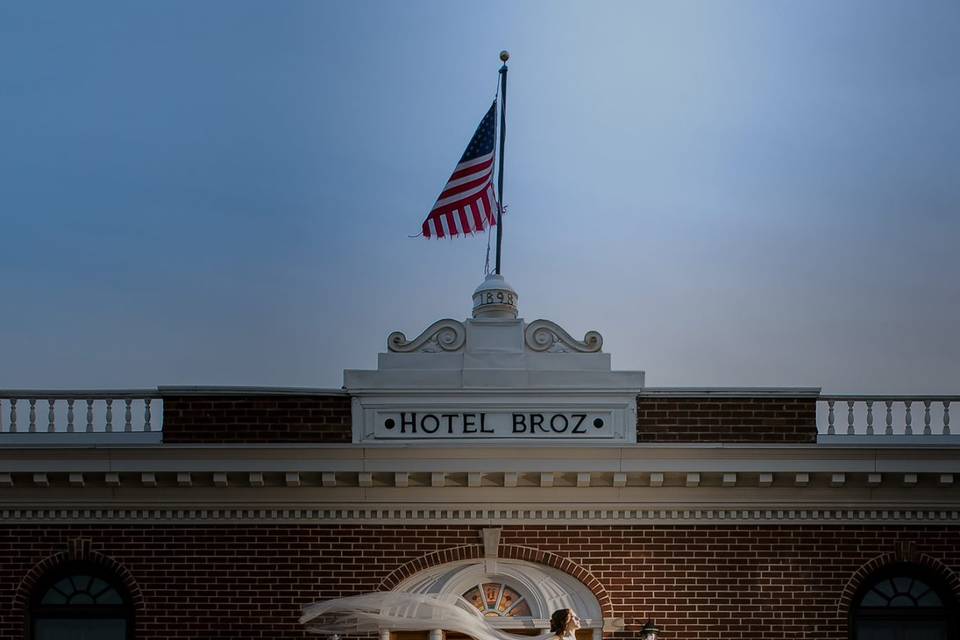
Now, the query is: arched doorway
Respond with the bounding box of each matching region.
[28,562,135,640]
[389,559,604,640]
[851,563,958,640]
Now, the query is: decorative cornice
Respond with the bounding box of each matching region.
[0,470,955,489]
[388,319,467,353]
[524,320,602,353]
[2,505,959,525]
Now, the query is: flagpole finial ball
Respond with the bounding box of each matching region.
[500,50,510,62]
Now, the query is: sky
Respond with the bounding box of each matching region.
[1,1,958,393]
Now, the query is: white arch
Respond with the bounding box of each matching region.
[393,559,603,631]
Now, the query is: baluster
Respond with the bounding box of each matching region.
[124,398,133,432]
[85,399,94,433]
[47,399,56,432]
[885,401,894,435]
[904,400,913,435]
[827,400,835,435]
[67,399,75,433]
[28,399,37,432]
[865,401,874,435]
[8,399,16,433]
[847,400,855,435]
[944,401,951,435]
[144,399,152,432]
[105,399,113,433]
[923,400,932,436]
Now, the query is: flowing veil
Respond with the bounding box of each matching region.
[301,592,557,640]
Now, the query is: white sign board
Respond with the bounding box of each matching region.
[373,410,616,439]
[352,394,637,445]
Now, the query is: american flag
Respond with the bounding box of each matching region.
[422,101,499,239]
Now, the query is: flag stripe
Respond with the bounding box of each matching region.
[459,206,473,234]
[473,199,486,231]
[437,172,493,205]
[452,152,494,172]
[433,179,494,211]
[449,154,494,182]
[442,163,494,193]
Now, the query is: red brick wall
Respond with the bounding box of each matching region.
[2,524,957,640]
[636,397,817,443]
[161,394,352,444]
[160,394,818,445]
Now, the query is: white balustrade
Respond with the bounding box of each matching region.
[819,396,958,438]
[1,390,955,441]
[0,391,162,435]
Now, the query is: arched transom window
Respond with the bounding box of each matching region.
[392,557,603,640]
[30,563,133,640]
[40,574,125,607]
[851,564,957,640]
[859,576,943,609]
[462,583,532,618]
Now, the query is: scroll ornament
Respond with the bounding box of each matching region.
[524,319,603,353]
[388,319,467,353]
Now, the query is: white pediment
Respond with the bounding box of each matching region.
[343,276,644,446]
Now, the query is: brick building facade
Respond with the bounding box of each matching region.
[1,277,958,639]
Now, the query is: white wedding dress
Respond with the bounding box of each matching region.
[301,592,560,640]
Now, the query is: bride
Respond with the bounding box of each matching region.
[301,591,580,640]
[549,609,581,640]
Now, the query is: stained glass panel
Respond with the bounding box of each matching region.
[506,600,531,617]
[463,587,484,612]
[462,583,530,618]
[498,587,521,612]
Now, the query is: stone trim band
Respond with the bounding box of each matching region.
[3,506,959,524]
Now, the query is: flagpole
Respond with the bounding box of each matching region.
[495,50,509,275]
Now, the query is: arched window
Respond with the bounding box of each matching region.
[851,563,958,640]
[462,583,532,618]
[29,563,133,640]
[390,558,602,640]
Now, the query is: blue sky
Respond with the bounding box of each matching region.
[1,1,958,392]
